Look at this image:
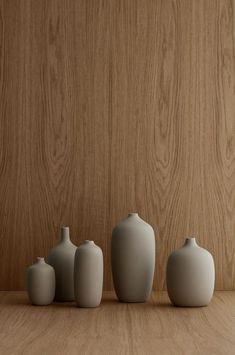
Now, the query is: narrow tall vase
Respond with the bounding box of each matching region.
[166,237,215,307]
[74,240,103,308]
[27,257,55,306]
[48,226,77,301]
[111,213,156,302]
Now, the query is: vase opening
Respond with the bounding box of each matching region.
[84,240,95,245]
[128,213,139,217]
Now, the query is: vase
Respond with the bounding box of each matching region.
[27,257,55,306]
[74,240,103,307]
[111,213,155,302]
[166,237,215,307]
[48,226,77,301]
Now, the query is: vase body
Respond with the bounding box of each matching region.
[111,213,155,302]
[166,237,215,307]
[48,227,77,301]
[74,240,103,308]
[27,257,55,306]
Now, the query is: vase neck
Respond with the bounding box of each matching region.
[184,237,198,247]
[36,257,45,264]
[60,226,70,243]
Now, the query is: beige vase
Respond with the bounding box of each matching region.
[27,257,55,306]
[111,213,155,302]
[48,227,77,301]
[166,237,215,307]
[74,240,103,308]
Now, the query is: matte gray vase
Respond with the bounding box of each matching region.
[111,213,155,302]
[74,240,103,308]
[166,237,215,307]
[27,257,55,306]
[48,226,77,301]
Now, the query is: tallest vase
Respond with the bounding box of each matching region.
[111,213,155,302]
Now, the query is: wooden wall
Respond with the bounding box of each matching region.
[0,0,235,291]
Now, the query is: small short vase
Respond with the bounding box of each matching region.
[74,240,103,308]
[166,237,215,307]
[48,227,77,301]
[111,213,155,302]
[27,257,55,306]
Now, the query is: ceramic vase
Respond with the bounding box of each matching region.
[111,213,155,302]
[27,257,55,306]
[166,237,215,307]
[48,226,77,301]
[74,240,103,308]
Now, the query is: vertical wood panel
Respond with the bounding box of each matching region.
[0,0,234,290]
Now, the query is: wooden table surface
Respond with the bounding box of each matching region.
[0,291,234,355]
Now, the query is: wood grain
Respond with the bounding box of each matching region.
[0,0,235,290]
[0,291,234,354]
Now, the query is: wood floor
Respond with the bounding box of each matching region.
[0,292,234,355]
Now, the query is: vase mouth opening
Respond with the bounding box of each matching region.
[128,213,139,217]
[84,240,95,245]
[184,237,198,247]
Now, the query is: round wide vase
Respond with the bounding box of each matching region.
[74,240,103,308]
[111,213,155,302]
[166,237,215,307]
[27,257,55,306]
[48,227,77,301]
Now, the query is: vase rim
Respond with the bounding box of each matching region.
[128,213,139,217]
[84,240,95,245]
[184,237,198,247]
